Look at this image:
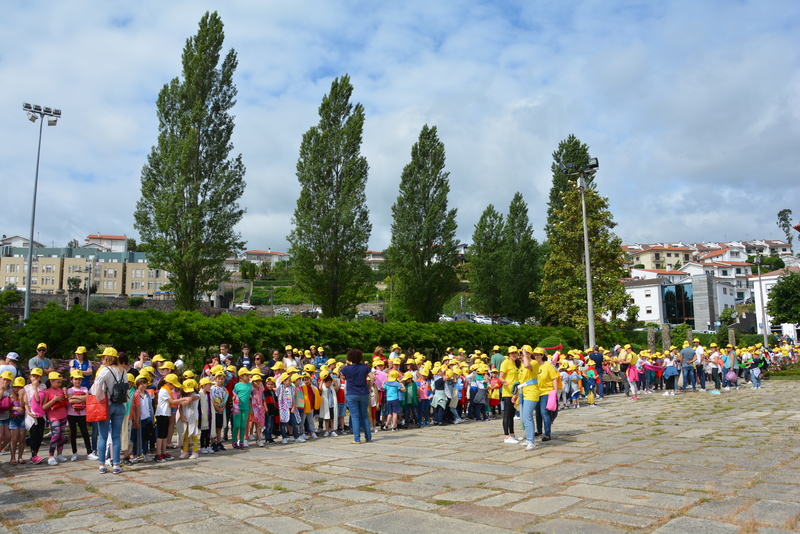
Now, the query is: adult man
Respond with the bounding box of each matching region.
[490,345,504,371]
[588,345,604,398]
[236,344,252,370]
[533,348,559,442]
[219,344,233,367]
[28,343,55,374]
[133,351,152,371]
[0,352,24,380]
[693,338,706,390]
[680,341,697,391]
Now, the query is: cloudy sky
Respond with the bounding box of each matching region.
[1,1,798,253]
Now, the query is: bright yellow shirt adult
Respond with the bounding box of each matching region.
[537,361,559,395]
[499,358,519,398]
[518,362,540,402]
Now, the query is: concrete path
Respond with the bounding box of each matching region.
[1,381,799,533]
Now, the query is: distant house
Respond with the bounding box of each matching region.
[752,265,800,339]
[243,250,291,267]
[84,234,127,253]
[1,235,44,250]
[622,243,694,270]
[364,250,384,271]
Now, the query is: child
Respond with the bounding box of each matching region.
[276,374,300,444]
[231,368,252,449]
[249,373,266,446]
[401,372,419,428]
[567,365,581,409]
[298,373,320,440]
[9,377,27,464]
[197,377,214,453]
[0,371,13,459]
[121,373,136,465]
[383,370,405,431]
[487,369,502,418]
[471,366,489,421]
[131,377,154,461]
[154,374,191,462]
[263,377,279,443]
[23,368,47,464]
[179,379,200,459]
[67,370,92,461]
[210,371,229,451]
[319,372,339,437]
[417,368,431,426]
[585,361,598,406]
[42,372,70,465]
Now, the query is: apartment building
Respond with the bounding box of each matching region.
[622,244,694,270]
[242,250,291,267]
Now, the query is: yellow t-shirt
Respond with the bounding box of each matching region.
[517,363,540,402]
[537,361,559,395]
[499,358,520,398]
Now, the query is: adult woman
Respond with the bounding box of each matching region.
[661,349,679,396]
[340,349,375,444]
[90,347,128,474]
[499,346,521,444]
[69,347,92,389]
[253,353,270,375]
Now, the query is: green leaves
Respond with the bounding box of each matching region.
[766,269,800,325]
[134,11,245,312]
[387,125,460,322]
[288,74,373,319]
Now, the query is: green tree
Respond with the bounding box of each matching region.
[748,254,784,274]
[468,205,505,317]
[239,259,256,280]
[500,192,541,323]
[386,125,460,322]
[67,239,79,249]
[777,209,794,251]
[126,238,138,252]
[134,12,246,312]
[541,184,628,334]
[545,134,592,236]
[288,75,372,318]
[766,269,800,324]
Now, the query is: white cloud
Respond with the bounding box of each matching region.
[0,0,798,253]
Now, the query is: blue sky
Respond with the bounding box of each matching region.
[1,0,798,252]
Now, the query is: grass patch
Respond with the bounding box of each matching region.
[435,500,461,506]
[85,486,98,493]
[53,480,64,485]
[273,484,288,492]
[313,479,327,484]
[44,510,67,520]
[251,483,270,490]
[189,485,204,491]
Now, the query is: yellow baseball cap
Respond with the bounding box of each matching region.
[48,372,63,380]
[37,343,47,350]
[285,345,292,351]
[238,367,250,376]
[198,377,213,387]
[152,354,165,362]
[12,377,25,387]
[0,371,14,380]
[101,347,118,357]
[127,373,135,383]
[493,345,500,351]
[183,370,195,379]
[507,346,519,354]
[303,364,316,372]
[30,368,44,377]
[388,370,399,380]
[164,374,181,388]
[70,370,83,379]
[75,346,87,354]
[161,361,175,370]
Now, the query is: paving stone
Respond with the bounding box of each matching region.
[735,499,800,528]
[321,489,388,502]
[434,488,499,502]
[412,471,494,488]
[510,496,582,516]
[474,492,528,507]
[97,483,173,505]
[244,516,314,534]
[111,499,204,519]
[653,516,741,533]
[152,508,216,526]
[521,517,626,534]
[414,458,520,476]
[582,500,666,518]
[512,462,608,487]
[110,528,171,534]
[439,504,539,530]
[370,481,442,497]
[59,497,113,511]
[333,459,434,475]
[255,492,312,506]
[303,503,394,527]
[89,519,148,532]
[0,507,48,522]
[562,483,700,510]
[348,509,516,534]
[170,517,264,534]
[21,484,94,501]
[687,497,751,520]
[589,452,649,464]
[565,507,658,528]
[17,512,108,534]
[384,495,439,510]
[208,503,270,519]
[603,477,653,490]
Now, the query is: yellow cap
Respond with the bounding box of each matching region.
[226,365,236,372]
[303,364,316,372]
[328,358,336,365]
[388,370,399,380]
[198,377,213,387]
[210,364,224,375]
[238,367,250,376]
[102,347,118,357]
[75,346,87,354]
[183,370,195,379]
[285,345,292,351]
[402,372,413,381]
[304,350,311,357]
[164,374,181,388]
[0,371,14,380]
[521,345,533,354]
[127,373,135,383]
[70,370,83,379]
[152,354,165,362]
[37,342,47,350]
[493,345,500,351]
[12,377,25,387]
[508,346,519,354]
[161,361,175,370]
[48,372,63,380]
[30,368,44,377]
[271,362,285,370]
[320,371,330,380]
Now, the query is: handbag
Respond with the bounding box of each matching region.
[86,395,109,422]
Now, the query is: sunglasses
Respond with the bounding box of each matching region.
[37,349,46,352]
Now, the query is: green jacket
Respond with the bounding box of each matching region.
[401,380,418,407]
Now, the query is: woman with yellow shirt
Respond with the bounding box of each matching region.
[519,345,541,451]
[534,349,559,442]
[499,347,521,444]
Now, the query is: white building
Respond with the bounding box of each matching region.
[681,261,754,303]
[242,250,291,267]
[84,234,128,253]
[751,265,799,338]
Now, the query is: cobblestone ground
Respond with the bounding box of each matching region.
[1,381,799,534]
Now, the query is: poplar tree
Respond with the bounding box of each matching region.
[545,134,592,236]
[387,125,460,322]
[500,192,541,322]
[288,75,372,318]
[134,12,245,311]
[468,205,505,317]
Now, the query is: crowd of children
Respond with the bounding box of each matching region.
[0,340,796,471]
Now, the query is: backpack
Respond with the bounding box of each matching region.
[109,369,129,404]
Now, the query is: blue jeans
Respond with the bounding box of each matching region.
[682,366,696,390]
[522,398,536,443]
[596,374,605,397]
[534,397,552,437]
[97,402,125,466]
[418,399,431,423]
[751,368,762,388]
[346,395,372,443]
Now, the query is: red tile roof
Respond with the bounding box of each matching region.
[85,234,127,241]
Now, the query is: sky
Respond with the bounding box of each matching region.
[1,0,799,253]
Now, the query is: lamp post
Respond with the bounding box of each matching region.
[559,158,599,348]
[21,103,61,321]
[755,254,770,347]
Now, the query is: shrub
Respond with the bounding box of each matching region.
[128,296,145,308]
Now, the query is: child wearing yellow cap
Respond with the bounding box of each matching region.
[231,369,252,449]
[9,376,27,465]
[41,372,69,465]
[383,370,405,431]
[23,368,47,464]
[401,372,419,428]
[210,372,229,451]
[66,370,92,461]
[154,374,191,463]
[179,380,201,459]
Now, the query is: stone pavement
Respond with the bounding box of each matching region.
[1,381,799,534]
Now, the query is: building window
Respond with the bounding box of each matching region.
[645,306,652,314]
[666,253,672,258]
[629,298,635,304]
[737,292,744,299]
[645,290,651,297]
[654,253,661,260]
[5,264,19,273]
[30,277,38,285]
[148,281,154,290]
[721,270,728,276]
[684,254,690,261]
[44,265,54,273]
[722,287,727,295]
[103,281,117,290]
[104,268,117,278]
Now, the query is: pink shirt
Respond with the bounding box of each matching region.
[67,386,88,417]
[44,388,69,421]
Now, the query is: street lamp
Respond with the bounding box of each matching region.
[21,103,62,321]
[559,157,599,348]
[754,253,770,347]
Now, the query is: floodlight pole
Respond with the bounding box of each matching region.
[578,176,596,349]
[755,254,769,347]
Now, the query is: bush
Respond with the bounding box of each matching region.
[89,296,110,311]
[128,296,145,308]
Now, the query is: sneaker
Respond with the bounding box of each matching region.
[323,431,330,437]
[724,386,730,391]
[56,454,67,462]
[297,436,307,442]
[513,416,521,421]
[179,451,189,459]
[281,438,288,444]
[30,455,45,465]
[87,452,99,461]
[710,390,721,395]
[112,465,123,474]
[257,440,264,447]
[288,436,296,443]
[541,436,551,442]
[310,433,318,440]
[189,452,199,459]
[105,458,112,466]
[144,454,152,462]
[48,457,58,466]
[504,437,519,444]
[243,440,249,448]
[663,392,670,396]
[232,443,240,450]
[122,458,133,466]
[669,392,675,396]
[164,453,173,460]
[155,455,166,463]
[217,444,226,451]
[454,419,462,425]
[526,443,536,451]
[99,464,107,473]
[330,431,337,437]
[70,453,79,462]
[518,439,528,445]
